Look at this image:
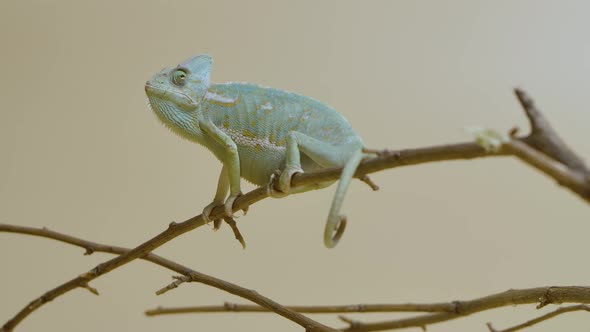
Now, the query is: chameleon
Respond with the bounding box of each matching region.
[145,54,374,248]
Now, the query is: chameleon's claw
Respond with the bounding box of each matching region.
[278,166,303,194]
[202,201,222,225]
[224,192,244,218]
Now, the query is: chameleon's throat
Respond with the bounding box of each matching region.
[147,96,202,142]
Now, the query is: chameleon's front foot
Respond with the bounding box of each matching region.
[202,194,248,225]
[202,201,222,225]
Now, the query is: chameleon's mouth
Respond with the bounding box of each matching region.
[144,83,196,106]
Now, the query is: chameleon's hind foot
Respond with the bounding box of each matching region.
[267,169,291,198]
[279,166,303,193]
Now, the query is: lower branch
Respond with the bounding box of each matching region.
[0,224,337,332]
[337,287,590,331]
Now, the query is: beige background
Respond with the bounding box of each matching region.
[1,1,590,331]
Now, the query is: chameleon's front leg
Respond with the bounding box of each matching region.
[202,165,229,224]
[200,120,245,218]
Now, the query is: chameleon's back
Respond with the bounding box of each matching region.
[201,82,362,185]
[206,83,360,145]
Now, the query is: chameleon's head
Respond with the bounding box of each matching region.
[145,54,212,132]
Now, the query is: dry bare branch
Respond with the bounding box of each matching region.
[0,224,337,332]
[145,302,456,315]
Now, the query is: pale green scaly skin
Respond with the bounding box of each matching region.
[145,54,371,248]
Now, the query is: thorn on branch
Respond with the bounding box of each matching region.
[359,175,380,191]
[84,247,95,255]
[80,283,99,296]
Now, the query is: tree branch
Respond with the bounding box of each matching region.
[337,287,590,332]
[145,302,456,316]
[0,224,337,332]
[2,88,589,331]
[5,226,590,332]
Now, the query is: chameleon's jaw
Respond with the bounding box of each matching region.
[144,83,197,107]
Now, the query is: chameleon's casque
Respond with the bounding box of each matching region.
[145,54,372,248]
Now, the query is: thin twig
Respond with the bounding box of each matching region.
[0,224,337,332]
[487,304,590,332]
[145,302,457,315]
[155,276,192,296]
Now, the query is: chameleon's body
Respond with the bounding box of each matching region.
[145,55,370,248]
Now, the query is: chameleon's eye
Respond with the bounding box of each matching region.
[172,70,187,86]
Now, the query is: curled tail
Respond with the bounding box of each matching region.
[324,148,367,248]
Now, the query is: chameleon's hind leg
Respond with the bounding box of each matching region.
[268,131,354,196]
[267,131,367,247]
